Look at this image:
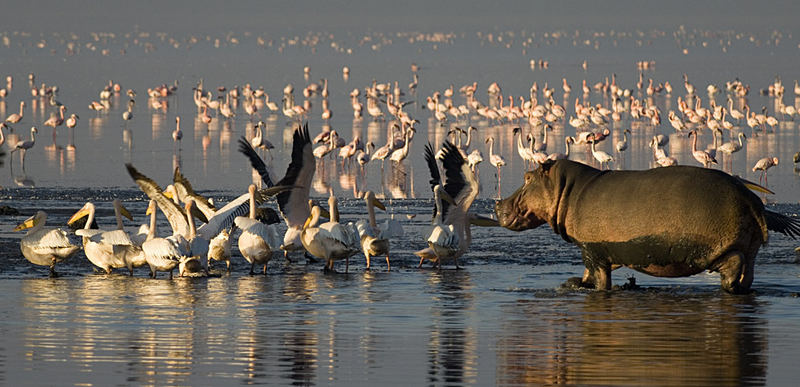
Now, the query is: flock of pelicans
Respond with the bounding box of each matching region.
[12,122,491,278]
[5,65,800,278]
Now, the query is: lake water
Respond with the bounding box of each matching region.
[1,1,800,385]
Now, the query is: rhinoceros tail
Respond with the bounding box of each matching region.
[764,210,800,239]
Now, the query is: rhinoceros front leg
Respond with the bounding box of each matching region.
[581,251,612,290]
[714,251,754,294]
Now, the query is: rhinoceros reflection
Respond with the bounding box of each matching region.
[496,291,767,386]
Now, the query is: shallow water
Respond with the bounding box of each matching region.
[2,1,800,385]
[1,194,799,385]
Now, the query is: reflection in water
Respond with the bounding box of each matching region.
[0,264,792,386]
[496,291,767,386]
[426,271,478,386]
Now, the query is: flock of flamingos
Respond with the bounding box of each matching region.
[3,64,799,278]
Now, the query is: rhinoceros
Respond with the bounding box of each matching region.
[495,160,800,293]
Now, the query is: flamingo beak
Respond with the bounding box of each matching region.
[373,198,386,211]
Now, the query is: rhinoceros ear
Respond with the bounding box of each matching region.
[540,159,556,174]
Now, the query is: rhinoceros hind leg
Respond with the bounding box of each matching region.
[716,252,754,294]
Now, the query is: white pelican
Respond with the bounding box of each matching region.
[141,202,185,279]
[275,124,315,258]
[172,166,217,220]
[239,124,315,262]
[126,163,207,238]
[301,201,358,272]
[179,199,208,277]
[125,200,156,274]
[416,141,482,269]
[414,185,458,268]
[14,211,80,276]
[207,229,231,271]
[67,200,136,274]
[234,184,281,274]
[355,191,390,270]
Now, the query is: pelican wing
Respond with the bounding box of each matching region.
[142,237,184,260]
[427,224,458,250]
[235,216,282,248]
[75,229,104,239]
[173,166,217,219]
[424,142,448,220]
[94,229,134,246]
[765,210,800,239]
[424,142,442,190]
[126,164,191,237]
[276,122,315,228]
[25,228,75,251]
[319,222,357,248]
[196,185,289,241]
[440,141,478,225]
[130,224,150,247]
[196,192,249,240]
[238,137,274,187]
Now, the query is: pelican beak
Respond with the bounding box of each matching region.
[470,214,500,227]
[320,207,331,219]
[163,190,174,200]
[739,178,775,195]
[190,206,209,223]
[67,206,91,226]
[13,215,37,232]
[373,197,386,211]
[119,204,134,221]
[258,185,295,199]
[146,201,155,216]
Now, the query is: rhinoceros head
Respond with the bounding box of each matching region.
[495,161,559,231]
